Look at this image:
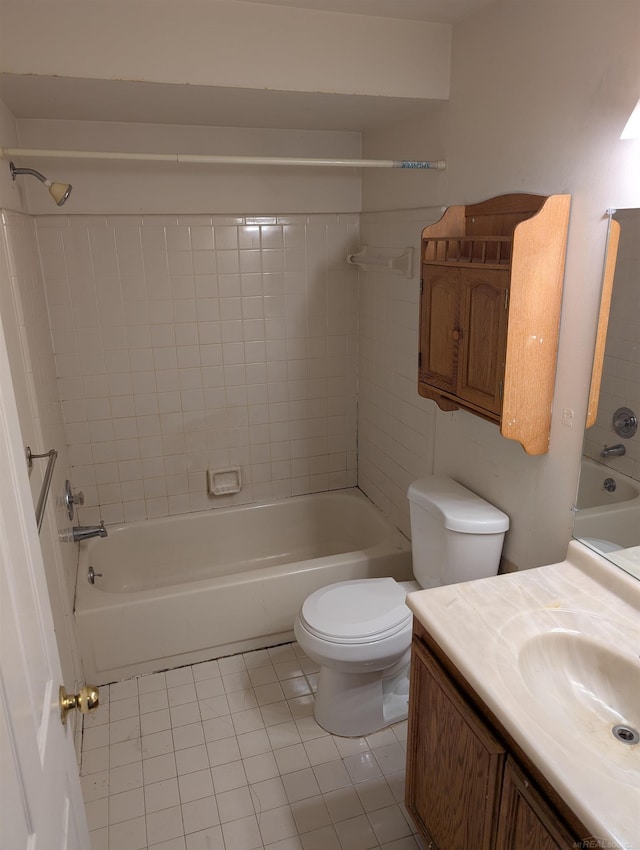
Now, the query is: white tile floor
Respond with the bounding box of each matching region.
[81,642,425,850]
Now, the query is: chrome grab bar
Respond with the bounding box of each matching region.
[26,446,58,534]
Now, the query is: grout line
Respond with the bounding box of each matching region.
[83,642,419,850]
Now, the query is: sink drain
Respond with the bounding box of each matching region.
[612,725,639,745]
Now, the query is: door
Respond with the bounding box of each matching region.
[419,264,460,394]
[0,315,90,850]
[458,268,509,414]
[495,759,577,850]
[405,637,505,850]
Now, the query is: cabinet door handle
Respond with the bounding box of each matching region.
[452,328,463,341]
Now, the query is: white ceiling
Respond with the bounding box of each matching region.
[232,0,495,24]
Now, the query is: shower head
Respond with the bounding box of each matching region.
[9,161,72,206]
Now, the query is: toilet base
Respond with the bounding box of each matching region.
[313,651,411,737]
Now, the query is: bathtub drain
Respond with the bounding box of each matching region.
[612,725,639,745]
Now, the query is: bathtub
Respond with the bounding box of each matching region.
[573,457,640,552]
[75,488,413,684]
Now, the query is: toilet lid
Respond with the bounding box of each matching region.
[299,578,412,644]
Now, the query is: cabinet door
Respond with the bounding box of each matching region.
[406,638,505,850]
[419,264,460,395]
[496,759,577,850]
[458,269,509,414]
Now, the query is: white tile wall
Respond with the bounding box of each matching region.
[356,209,441,537]
[583,209,640,481]
[37,214,359,523]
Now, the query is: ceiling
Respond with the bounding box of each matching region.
[232,0,495,24]
[1,0,494,132]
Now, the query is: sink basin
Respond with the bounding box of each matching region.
[518,630,640,740]
[408,542,640,848]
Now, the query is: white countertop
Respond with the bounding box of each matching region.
[406,540,640,849]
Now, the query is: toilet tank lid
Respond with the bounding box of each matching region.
[407,476,509,534]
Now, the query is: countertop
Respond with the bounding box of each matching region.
[406,540,640,849]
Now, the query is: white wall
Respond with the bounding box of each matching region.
[359,1,640,569]
[357,207,442,537]
[0,97,24,211]
[3,112,366,525]
[37,210,359,524]
[0,0,450,100]
[11,120,363,215]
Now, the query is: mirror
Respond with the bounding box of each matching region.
[573,208,640,580]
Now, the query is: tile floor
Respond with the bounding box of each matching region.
[81,642,425,850]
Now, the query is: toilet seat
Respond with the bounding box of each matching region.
[299,578,411,645]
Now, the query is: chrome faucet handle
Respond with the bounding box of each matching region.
[612,407,638,438]
[64,479,85,520]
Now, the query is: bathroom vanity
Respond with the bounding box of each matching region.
[405,541,639,850]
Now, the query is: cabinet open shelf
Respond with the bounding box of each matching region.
[422,235,513,268]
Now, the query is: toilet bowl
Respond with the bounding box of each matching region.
[294,476,509,736]
[294,578,418,737]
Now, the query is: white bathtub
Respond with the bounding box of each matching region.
[573,457,640,551]
[75,488,413,684]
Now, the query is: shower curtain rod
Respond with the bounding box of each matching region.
[1,147,446,171]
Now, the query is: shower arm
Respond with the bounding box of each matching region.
[11,165,50,184]
[2,147,446,171]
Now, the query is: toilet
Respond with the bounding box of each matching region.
[293,476,509,736]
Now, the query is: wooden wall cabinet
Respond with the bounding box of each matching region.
[418,193,571,455]
[406,622,593,850]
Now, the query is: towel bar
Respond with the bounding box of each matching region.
[26,446,58,534]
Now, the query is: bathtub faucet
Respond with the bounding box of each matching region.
[600,444,626,458]
[72,520,108,542]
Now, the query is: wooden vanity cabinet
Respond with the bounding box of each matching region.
[418,193,571,455]
[496,759,579,850]
[406,621,593,850]
[405,635,505,850]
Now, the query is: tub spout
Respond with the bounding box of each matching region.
[600,444,626,458]
[72,520,107,542]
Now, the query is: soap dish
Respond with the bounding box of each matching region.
[207,467,242,496]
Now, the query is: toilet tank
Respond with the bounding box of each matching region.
[407,476,509,589]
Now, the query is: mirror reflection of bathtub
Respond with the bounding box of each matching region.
[575,208,640,580]
[573,457,640,579]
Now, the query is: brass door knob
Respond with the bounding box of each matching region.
[59,684,99,726]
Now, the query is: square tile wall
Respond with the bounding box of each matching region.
[582,209,640,481]
[356,209,441,538]
[36,214,359,523]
